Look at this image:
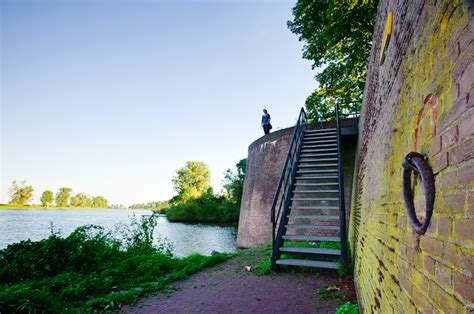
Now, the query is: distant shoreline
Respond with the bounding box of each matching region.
[0,205,131,210]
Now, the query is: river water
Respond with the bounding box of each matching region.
[0,208,237,257]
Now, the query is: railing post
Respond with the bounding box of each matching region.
[335,102,348,270]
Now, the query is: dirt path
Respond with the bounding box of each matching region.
[120,246,356,313]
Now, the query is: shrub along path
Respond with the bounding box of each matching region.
[120,246,356,313]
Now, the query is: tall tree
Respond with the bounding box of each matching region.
[223,158,247,206]
[8,181,34,205]
[172,161,212,202]
[55,187,72,207]
[92,196,108,208]
[40,190,54,207]
[288,0,378,121]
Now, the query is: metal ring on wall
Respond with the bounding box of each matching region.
[402,152,435,235]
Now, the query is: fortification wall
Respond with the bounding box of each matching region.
[237,124,357,248]
[350,0,473,312]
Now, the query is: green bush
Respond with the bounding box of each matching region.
[254,259,273,276]
[0,215,231,312]
[165,194,239,223]
[336,302,359,314]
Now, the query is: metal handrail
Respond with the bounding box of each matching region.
[335,102,348,268]
[270,107,307,267]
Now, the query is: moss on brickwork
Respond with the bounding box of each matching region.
[350,0,473,312]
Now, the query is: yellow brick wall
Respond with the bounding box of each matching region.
[350,0,473,312]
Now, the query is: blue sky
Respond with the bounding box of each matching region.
[1,0,317,206]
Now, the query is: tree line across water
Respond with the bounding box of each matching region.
[3,181,109,209]
[3,158,246,223]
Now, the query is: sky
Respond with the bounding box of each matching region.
[1,0,317,206]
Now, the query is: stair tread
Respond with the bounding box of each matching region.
[305,128,337,133]
[291,197,339,201]
[294,183,339,186]
[292,190,339,193]
[300,154,338,157]
[298,164,338,167]
[279,247,341,255]
[302,142,337,147]
[302,148,338,152]
[289,205,339,209]
[288,214,339,219]
[286,224,340,230]
[297,169,338,173]
[275,259,339,269]
[283,235,341,242]
[299,158,338,162]
[295,176,338,179]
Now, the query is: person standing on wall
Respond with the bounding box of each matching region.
[262,109,272,135]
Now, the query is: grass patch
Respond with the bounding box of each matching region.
[0,214,231,312]
[253,259,273,276]
[319,241,341,249]
[336,302,359,313]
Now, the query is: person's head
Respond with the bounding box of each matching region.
[263,109,268,114]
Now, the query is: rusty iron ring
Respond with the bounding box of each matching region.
[402,152,435,235]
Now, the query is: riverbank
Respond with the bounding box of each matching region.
[121,245,357,313]
[0,217,233,312]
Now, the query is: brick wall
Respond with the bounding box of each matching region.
[350,0,473,312]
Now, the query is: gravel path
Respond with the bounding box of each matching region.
[120,247,356,313]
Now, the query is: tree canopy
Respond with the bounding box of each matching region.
[8,181,34,205]
[288,0,378,121]
[55,187,72,207]
[223,158,247,206]
[172,161,212,202]
[40,190,54,207]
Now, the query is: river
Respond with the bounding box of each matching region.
[0,208,237,257]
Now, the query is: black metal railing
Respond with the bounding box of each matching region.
[335,102,348,269]
[270,107,307,269]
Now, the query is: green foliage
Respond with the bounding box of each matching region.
[129,200,170,213]
[8,181,34,206]
[319,241,342,249]
[172,161,212,202]
[222,158,247,207]
[254,259,273,276]
[0,215,231,312]
[165,193,239,223]
[336,302,359,314]
[40,190,54,207]
[55,187,72,207]
[288,0,378,121]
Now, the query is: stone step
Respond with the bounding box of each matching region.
[286,224,340,230]
[276,259,339,269]
[299,154,338,158]
[279,247,341,255]
[283,235,341,242]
